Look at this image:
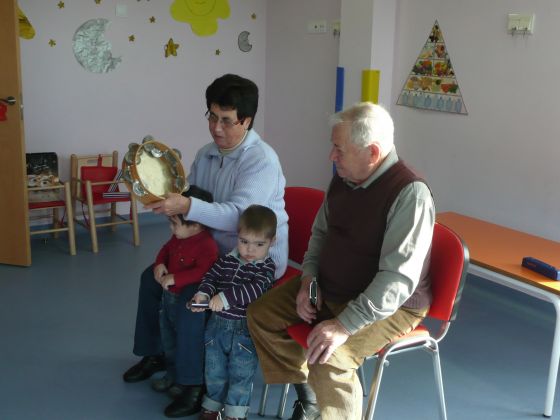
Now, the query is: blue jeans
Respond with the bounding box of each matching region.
[203,314,258,419]
[133,265,208,385]
[159,290,180,379]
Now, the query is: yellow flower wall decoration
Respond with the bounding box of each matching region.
[170,0,230,37]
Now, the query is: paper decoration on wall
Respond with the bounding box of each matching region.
[215,49,220,55]
[95,0,102,4]
[18,5,35,39]
[238,31,252,52]
[397,21,467,115]
[251,13,256,20]
[170,0,230,37]
[129,35,135,42]
[57,2,65,9]
[73,19,122,73]
[165,38,179,57]
[149,16,156,23]
[49,39,56,47]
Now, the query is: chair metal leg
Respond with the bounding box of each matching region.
[277,383,290,418]
[365,354,389,420]
[430,343,447,420]
[259,384,269,416]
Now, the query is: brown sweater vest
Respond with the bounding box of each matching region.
[318,160,432,309]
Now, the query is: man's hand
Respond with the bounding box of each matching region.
[160,274,175,290]
[306,319,350,365]
[208,295,224,312]
[296,276,322,324]
[144,193,190,216]
[153,264,168,284]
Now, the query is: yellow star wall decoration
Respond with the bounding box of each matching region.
[149,16,156,23]
[57,1,65,9]
[129,35,135,42]
[164,38,179,57]
[95,0,102,4]
[215,49,220,55]
[251,13,256,20]
[49,39,56,47]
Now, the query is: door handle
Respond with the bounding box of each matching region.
[1,96,16,105]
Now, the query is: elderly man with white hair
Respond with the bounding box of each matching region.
[248,102,435,420]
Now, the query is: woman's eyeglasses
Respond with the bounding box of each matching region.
[205,110,243,129]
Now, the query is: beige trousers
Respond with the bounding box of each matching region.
[247,276,428,420]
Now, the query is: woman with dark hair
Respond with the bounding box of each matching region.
[123,74,288,418]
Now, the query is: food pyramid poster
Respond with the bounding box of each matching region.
[397,20,467,115]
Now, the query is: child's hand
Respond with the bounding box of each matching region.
[189,293,208,312]
[153,264,168,284]
[209,295,224,312]
[161,274,175,290]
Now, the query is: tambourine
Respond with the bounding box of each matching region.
[121,136,188,204]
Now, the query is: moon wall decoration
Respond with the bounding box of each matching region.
[238,31,252,52]
[73,19,122,73]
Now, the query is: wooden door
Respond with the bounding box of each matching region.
[0,0,31,266]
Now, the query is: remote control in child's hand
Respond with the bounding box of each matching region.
[188,302,210,309]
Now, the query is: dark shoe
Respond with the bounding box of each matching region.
[151,375,174,392]
[167,383,188,399]
[164,385,205,418]
[123,355,165,383]
[199,409,221,420]
[290,400,321,420]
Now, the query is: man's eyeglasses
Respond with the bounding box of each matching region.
[205,110,243,129]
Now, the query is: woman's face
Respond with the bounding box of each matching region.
[207,103,252,149]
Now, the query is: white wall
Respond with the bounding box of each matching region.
[264,0,341,191]
[19,0,267,185]
[392,0,560,241]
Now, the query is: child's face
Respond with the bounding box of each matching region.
[169,216,199,239]
[237,229,274,263]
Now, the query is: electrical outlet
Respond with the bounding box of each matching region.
[307,20,327,34]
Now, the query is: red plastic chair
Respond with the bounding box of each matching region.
[28,181,76,256]
[274,186,325,286]
[261,222,469,420]
[258,186,324,417]
[70,152,140,253]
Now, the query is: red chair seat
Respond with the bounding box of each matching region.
[29,200,65,210]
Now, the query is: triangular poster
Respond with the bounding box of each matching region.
[397,20,467,115]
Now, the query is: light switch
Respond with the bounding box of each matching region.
[507,13,534,34]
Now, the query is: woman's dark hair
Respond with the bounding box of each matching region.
[205,74,258,129]
[178,185,213,226]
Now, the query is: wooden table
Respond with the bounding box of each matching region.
[437,212,560,417]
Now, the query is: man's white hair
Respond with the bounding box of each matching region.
[329,102,394,154]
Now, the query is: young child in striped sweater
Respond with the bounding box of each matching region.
[190,204,277,420]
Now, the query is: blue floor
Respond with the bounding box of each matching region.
[1,217,559,419]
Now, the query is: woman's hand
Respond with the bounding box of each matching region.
[145,193,191,217]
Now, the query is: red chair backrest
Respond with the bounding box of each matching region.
[427,222,469,322]
[80,157,118,197]
[284,186,325,265]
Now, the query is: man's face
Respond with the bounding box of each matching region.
[329,123,375,184]
[207,103,251,150]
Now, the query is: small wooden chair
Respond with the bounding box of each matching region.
[70,151,140,253]
[28,181,76,256]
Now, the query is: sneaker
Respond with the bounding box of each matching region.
[199,409,222,420]
[290,400,321,420]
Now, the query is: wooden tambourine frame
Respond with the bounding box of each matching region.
[121,140,187,204]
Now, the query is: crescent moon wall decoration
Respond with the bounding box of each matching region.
[73,19,122,73]
[238,31,252,52]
